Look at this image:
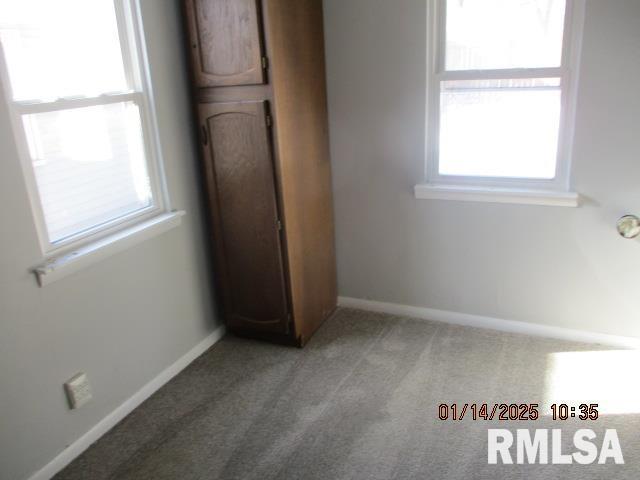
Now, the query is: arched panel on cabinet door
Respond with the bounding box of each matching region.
[185,0,266,87]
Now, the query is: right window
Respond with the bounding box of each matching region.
[426,0,584,193]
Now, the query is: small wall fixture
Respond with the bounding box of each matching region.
[617,215,640,239]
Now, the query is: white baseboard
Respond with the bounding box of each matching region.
[338,297,640,350]
[28,325,226,480]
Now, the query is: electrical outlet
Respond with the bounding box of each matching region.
[64,373,92,410]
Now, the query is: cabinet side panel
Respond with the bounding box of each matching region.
[264,0,337,344]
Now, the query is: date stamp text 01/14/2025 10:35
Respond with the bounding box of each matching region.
[438,403,600,422]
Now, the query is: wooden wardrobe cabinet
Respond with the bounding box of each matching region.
[183,0,337,347]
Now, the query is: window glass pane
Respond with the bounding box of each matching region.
[439,78,561,179]
[445,0,566,71]
[23,102,153,243]
[0,0,128,101]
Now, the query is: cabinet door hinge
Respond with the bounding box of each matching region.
[276,219,283,231]
[266,114,273,128]
[262,56,269,70]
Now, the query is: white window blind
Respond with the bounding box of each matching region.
[0,0,165,250]
[426,0,583,192]
[23,102,152,242]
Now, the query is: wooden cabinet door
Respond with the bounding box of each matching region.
[185,0,266,87]
[199,101,289,333]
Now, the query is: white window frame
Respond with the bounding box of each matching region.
[0,0,172,256]
[418,0,585,206]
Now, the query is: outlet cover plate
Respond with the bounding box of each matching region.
[64,372,92,409]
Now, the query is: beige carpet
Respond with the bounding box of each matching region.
[56,308,640,479]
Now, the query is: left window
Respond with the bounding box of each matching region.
[0,0,167,252]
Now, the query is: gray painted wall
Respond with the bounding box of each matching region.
[0,2,220,479]
[324,0,640,338]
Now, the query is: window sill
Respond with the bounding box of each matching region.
[33,211,186,287]
[414,184,580,207]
